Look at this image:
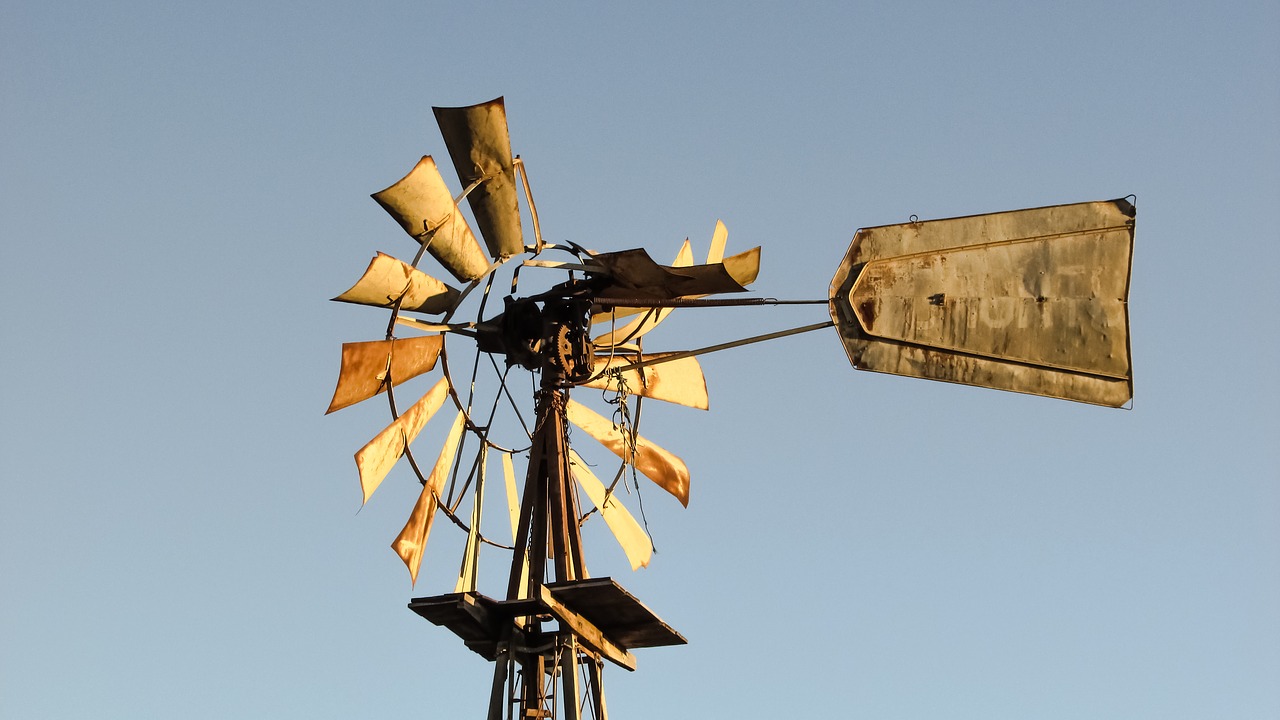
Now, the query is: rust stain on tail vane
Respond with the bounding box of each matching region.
[433,97,524,259]
[830,198,1135,407]
[372,156,490,283]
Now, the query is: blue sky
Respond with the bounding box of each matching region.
[3,2,1277,718]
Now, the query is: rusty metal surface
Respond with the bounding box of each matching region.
[565,400,690,507]
[581,354,709,410]
[830,199,1134,406]
[371,156,490,282]
[333,251,460,314]
[325,335,444,414]
[433,97,524,259]
[587,248,748,301]
[593,241,694,345]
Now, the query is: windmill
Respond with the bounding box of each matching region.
[327,97,1134,719]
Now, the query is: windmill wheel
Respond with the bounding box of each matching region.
[326,98,754,593]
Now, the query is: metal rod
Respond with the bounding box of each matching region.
[598,296,829,309]
[605,320,836,374]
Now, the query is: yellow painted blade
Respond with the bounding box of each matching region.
[372,155,490,282]
[326,336,444,414]
[433,98,524,259]
[391,483,438,585]
[593,241,693,346]
[502,452,520,542]
[582,354,709,410]
[569,450,652,570]
[706,220,728,264]
[565,400,690,507]
[353,378,450,504]
[333,252,460,315]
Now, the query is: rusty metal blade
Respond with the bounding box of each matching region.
[372,156,490,282]
[591,246,761,327]
[388,407,467,585]
[565,400,690,507]
[433,98,524,258]
[569,450,652,570]
[830,198,1135,406]
[326,336,444,414]
[593,241,693,345]
[581,354,709,410]
[333,252,460,314]
[354,378,450,504]
[587,248,747,301]
[391,483,438,585]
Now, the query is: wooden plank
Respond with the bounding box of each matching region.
[537,585,636,671]
[546,578,686,649]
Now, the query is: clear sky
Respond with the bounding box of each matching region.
[3,2,1277,718]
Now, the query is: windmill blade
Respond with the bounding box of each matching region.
[326,335,445,414]
[722,246,761,287]
[391,482,438,585]
[433,97,524,259]
[502,452,530,600]
[569,450,652,570]
[587,247,747,301]
[591,246,761,327]
[829,198,1135,406]
[390,409,468,584]
[455,447,486,593]
[593,241,693,346]
[581,354,709,410]
[591,220,760,346]
[372,156,490,282]
[565,400,690,507]
[333,252,461,315]
[706,219,728,263]
[354,377,450,504]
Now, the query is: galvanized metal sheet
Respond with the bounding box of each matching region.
[354,377,450,504]
[581,354,710,410]
[333,252,460,315]
[372,156,490,282]
[325,335,444,414]
[433,97,524,259]
[830,199,1134,406]
[569,450,653,571]
[565,400,690,507]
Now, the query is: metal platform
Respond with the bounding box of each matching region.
[409,577,685,669]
